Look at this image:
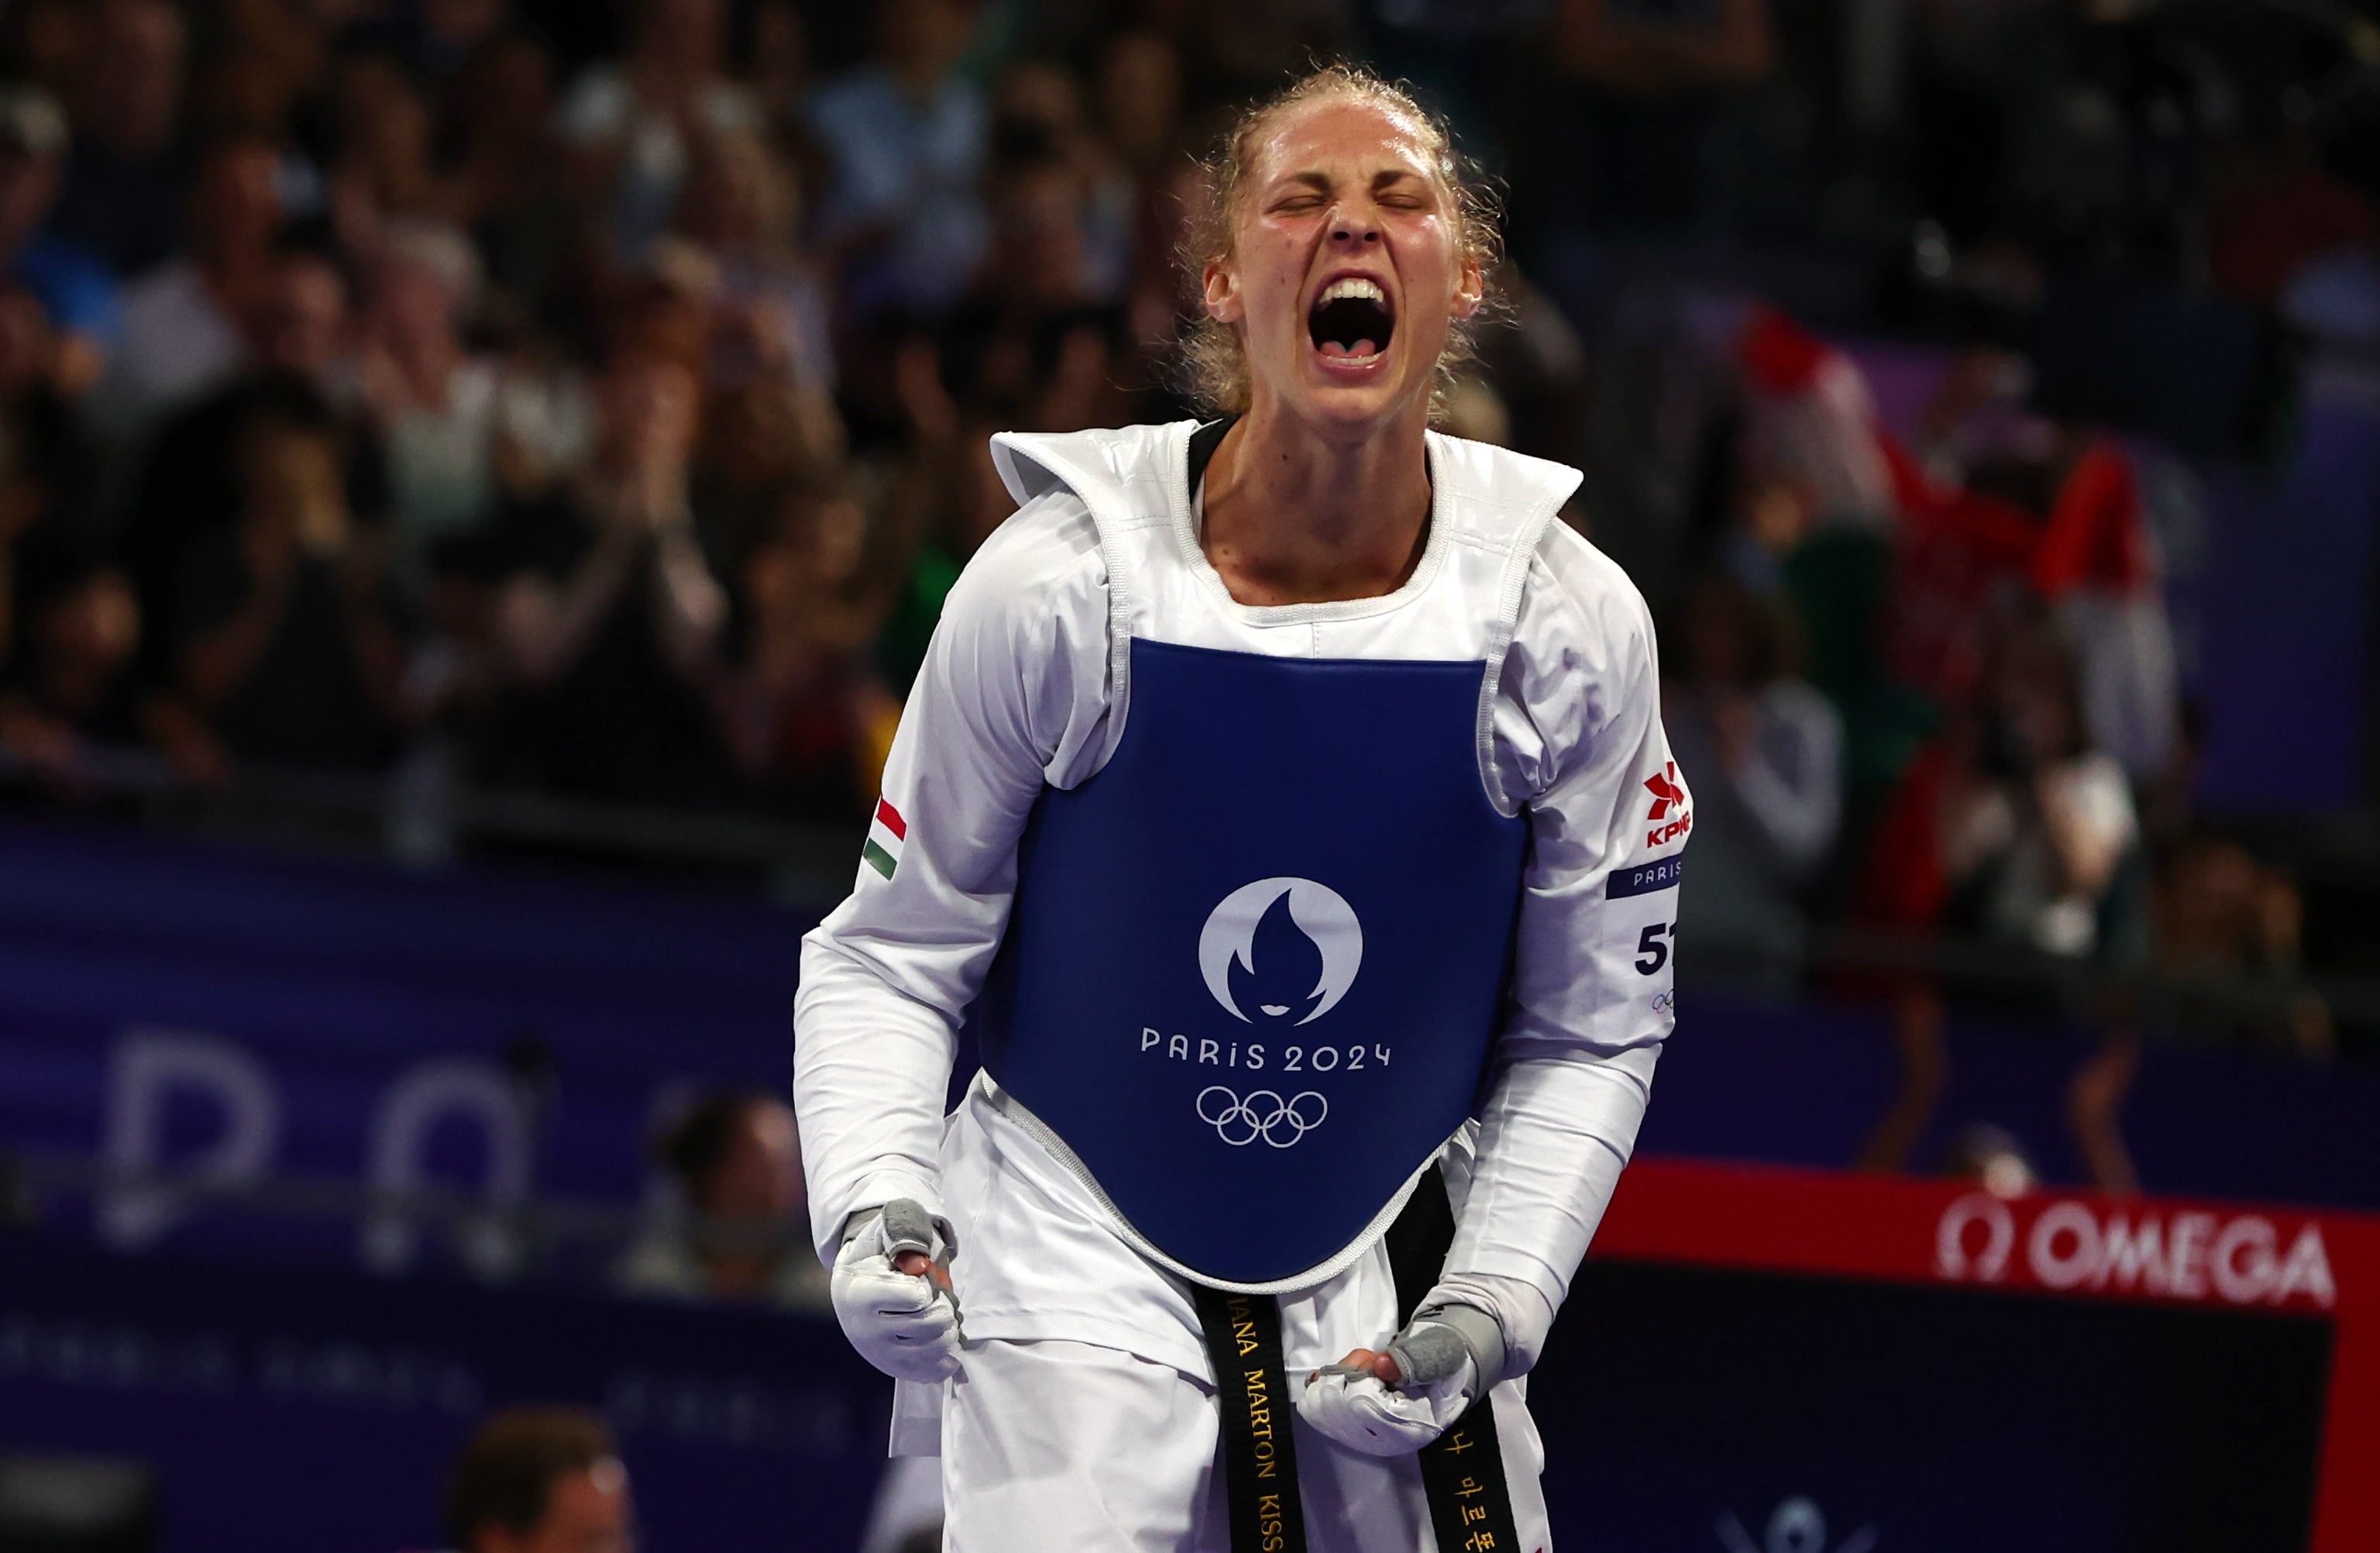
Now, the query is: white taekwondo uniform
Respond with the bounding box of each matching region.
[795,419,1688,1552]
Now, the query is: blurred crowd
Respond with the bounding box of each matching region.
[1663,291,2358,1084]
[0,0,2367,1049]
[0,0,1229,821]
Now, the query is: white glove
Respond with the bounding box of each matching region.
[830,1199,963,1383]
[1295,1321,1477,1456]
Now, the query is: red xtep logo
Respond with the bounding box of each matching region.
[1643,762,1691,847]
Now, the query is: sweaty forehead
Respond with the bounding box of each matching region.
[1252,96,1438,188]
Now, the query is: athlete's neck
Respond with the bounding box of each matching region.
[1199,402,1431,608]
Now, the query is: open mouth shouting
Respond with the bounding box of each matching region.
[1308,274,1396,374]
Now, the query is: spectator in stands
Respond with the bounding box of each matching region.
[556,0,760,259]
[329,48,471,236]
[937,143,1132,434]
[2153,835,2334,1057]
[805,0,989,321]
[1957,611,2142,959]
[121,247,388,684]
[987,60,1133,305]
[1092,31,1184,188]
[615,1091,829,1310]
[1912,346,2179,781]
[609,236,720,377]
[448,29,575,328]
[47,0,189,279]
[1666,572,1842,986]
[439,1407,635,1553]
[672,125,837,398]
[2028,433,2177,783]
[97,133,284,432]
[871,405,1015,696]
[359,220,507,587]
[0,274,96,557]
[0,280,84,691]
[0,85,119,396]
[187,5,314,151]
[711,481,899,818]
[743,1,814,138]
[1734,305,1894,539]
[1095,33,1202,394]
[0,544,143,787]
[0,0,78,102]
[1863,601,2143,965]
[1721,309,1917,797]
[692,366,844,577]
[156,396,408,777]
[402,527,514,768]
[249,247,360,396]
[0,283,93,763]
[1469,268,1591,475]
[484,347,734,804]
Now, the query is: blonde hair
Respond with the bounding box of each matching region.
[1178,64,1504,420]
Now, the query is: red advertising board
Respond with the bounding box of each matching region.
[1592,1160,2380,1551]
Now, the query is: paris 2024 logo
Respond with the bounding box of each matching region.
[1196,876,1363,1024]
[1187,877,1361,1146]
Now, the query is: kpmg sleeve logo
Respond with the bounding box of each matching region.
[1644,761,1694,848]
[1197,877,1363,1025]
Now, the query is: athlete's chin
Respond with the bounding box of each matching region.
[1289,359,1425,434]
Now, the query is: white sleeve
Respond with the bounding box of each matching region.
[793,492,1112,1262]
[1441,526,1687,1376]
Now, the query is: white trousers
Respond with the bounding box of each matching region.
[938,1337,1551,1553]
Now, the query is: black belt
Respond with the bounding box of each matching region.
[1388,1168,1527,1553]
[1191,1166,1525,1552]
[1193,1283,1309,1552]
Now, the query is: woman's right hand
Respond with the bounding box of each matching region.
[829,1199,964,1383]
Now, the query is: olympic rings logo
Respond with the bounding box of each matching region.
[1195,1086,1329,1148]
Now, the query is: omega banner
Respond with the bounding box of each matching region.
[9,1159,2370,1553]
[1547,1160,2380,1553]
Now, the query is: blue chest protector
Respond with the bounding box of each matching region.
[976,636,1530,1286]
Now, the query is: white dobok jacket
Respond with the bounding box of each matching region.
[793,419,1688,1438]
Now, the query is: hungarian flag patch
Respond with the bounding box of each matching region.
[863,797,906,880]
